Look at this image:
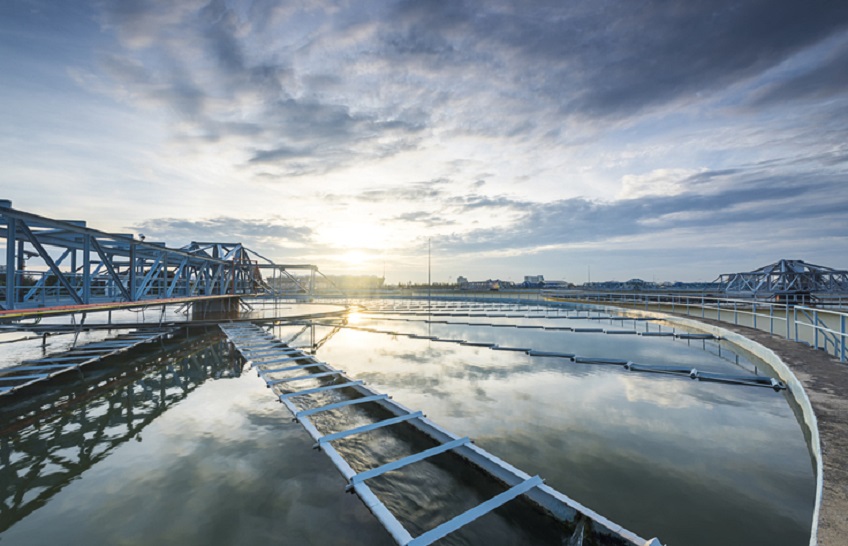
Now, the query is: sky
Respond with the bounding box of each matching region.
[1,0,847,284]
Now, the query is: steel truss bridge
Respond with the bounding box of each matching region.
[0,200,320,315]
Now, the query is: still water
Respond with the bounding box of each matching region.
[0,301,815,545]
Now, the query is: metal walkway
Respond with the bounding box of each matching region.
[0,328,176,397]
[220,322,662,546]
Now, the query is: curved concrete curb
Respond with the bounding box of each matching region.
[601,307,823,546]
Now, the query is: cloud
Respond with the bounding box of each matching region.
[89,0,430,175]
[618,169,702,199]
[4,0,848,281]
[749,37,848,107]
[130,217,314,249]
[433,167,848,257]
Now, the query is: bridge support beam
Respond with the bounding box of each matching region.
[190,296,241,320]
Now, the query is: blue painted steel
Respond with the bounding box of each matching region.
[316,411,424,446]
[6,365,78,371]
[244,351,302,361]
[279,380,365,400]
[407,475,544,546]
[267,370,342,385]
[0,201,317,311]
[22,356,96,363]
[0,374,51,381]
[259,363,321,376]
[296,394,389,419]
[0,328,174,397]
[348,437,470,487]
[4,214,16,309]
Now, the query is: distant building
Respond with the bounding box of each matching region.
[523,275,544,286]
[457,277,513,291]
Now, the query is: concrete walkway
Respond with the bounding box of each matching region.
[677,317,848,546]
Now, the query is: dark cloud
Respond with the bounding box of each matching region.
[434,168,848,255]
[749,40,848,106]
[94,0,429,174]
[89,0,848,159]
[469,1,848,117]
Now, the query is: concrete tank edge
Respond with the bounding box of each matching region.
[595,306,823,546]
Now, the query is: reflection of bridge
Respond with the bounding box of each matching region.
[0,333,240,531]
[0,200,320,315]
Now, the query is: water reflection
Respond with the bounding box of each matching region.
[0,334,241,532]
[297,307,816,546]
[1,331,393,546]
[0,301,818,546]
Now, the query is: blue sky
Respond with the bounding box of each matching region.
[2,0,847,283]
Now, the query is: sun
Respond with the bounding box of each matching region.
[341,250,369,265]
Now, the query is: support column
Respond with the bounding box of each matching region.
[191,296,240,320]
[82,235,91,303]
[4,213,16,310]
[128,243,137,301]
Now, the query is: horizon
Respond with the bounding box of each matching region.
[2,1,847,283]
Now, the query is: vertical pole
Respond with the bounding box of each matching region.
[814,310,819,351]
[161,254,168,299]
[128,243,137,301]
[428,238,431,314]
[786,302,790,340]
[841,314,846,363]
[766,304,772,333]
[753,302,757,330]
[5,218,16,309]
[83,235,91,303]
[793,306,798,342]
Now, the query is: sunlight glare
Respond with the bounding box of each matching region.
[341,250,369,265]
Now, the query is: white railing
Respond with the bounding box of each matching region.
[543,291,848,362]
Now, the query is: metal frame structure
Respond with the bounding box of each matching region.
[0,200,318,312]
[221,323,662,546]
[717,259,848,296]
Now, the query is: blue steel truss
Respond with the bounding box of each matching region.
[0,200,316,311]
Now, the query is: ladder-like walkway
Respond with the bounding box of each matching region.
[220,322,662,546]
[0,328,176,397]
